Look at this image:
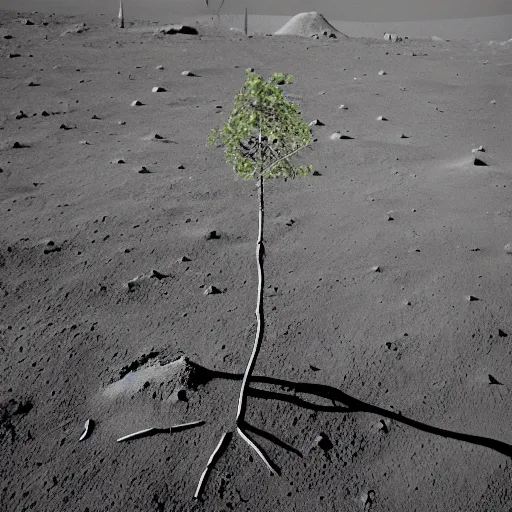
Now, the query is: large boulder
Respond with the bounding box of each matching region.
[274,12,347,39]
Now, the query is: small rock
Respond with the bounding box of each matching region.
[150,269,169,279]
[7,53,21,58]
[137,166,151,174]
[181,70,196,76]
[504,243,512,254]
[12,141,23,148]
[377,115,387,121]
[377,419,389,433]
[179,256,191,262]
[177,164,185,169]
[400,133,409,138]
[339,104,348,109]
[205,230,220,240]
[27,81,39,87]
[117,120,126,125]
[387,214,394,221]
[312,170,321,176]
[490,99,496,104]
[59,123,72,130]
[372,266,381,272]
[488,374,502,385]
[152,86,166,92]
[79,140,90,145]
[20,19,34,25]
[473,157,488,166]
[15,111,27,120]
[153,133,164,139]
[318,91,325,95]
[111,158,125,164]
[498,329,508,337]
[309,119,324,126]
[466,295,479,301]
[3,34,13,39]
[310,433,333,452]
[156,65,164,70]
[378,70,387,75]
[131,100,143,106]
[472,145,485,153]
[204,285,221,295]
[41,110,50,116]
[91,114,101,120]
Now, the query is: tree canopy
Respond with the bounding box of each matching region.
[206,69,313,180]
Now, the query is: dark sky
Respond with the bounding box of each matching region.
[1,0,511,22]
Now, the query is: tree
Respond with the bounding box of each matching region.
[195,69,313,499]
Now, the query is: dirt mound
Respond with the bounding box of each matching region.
[274,12,347,39]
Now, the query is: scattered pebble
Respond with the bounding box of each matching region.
[137,166,151,174]
[179,256,191,262]
[473,157,488,166]
[12,141,24,148]
[117,120,126,125]
[15,111,27,120]
[41,110,50,116]
[131,100,143,106]
[372,266,381,272]
[339,104,348,109]
[152,86,166,92]
[312,170,321,176]
[377,115,387,121]
[472,145,485,153]
[329,132,353,140]
[498,329,508,337]
[400,133,409,138]
[111,158,125,164]
[205,230,220,240]
[378,70,387,75]
[309,119,324,126]
[91,114,101,120]
[490,99,496,104]
[156,65,164,70]
[504,243,512,254]
[181,70,196,76]
[20,19,34,25]
[488,374,502,385]
[79,140,90,145]
[7,53,21,58]
[466,295,479,301]
[150,269,169,279]
[310,433,333,452]
[204,285,221,295]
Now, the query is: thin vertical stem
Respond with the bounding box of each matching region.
[236,123,264,425]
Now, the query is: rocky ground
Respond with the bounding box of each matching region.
[1,10,512,512]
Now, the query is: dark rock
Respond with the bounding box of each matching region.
[150,270,169,280]
[498,329,508,337]
[205,230,220,240]
[488,374,502,385]
[473,157,488,166]
[310,433,333,452]
[312,170,321,176]
[204,285,221,295]
[466,295,479,301]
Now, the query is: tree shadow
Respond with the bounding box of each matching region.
[193,363,512,459]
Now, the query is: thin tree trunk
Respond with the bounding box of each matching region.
[236,127,264,425]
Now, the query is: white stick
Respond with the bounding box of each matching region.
[194,432,231,499]
[79,419,93,441]
[118,1,124,28]
[170,420,205,432]
[237,425,278,475]
[116,427,163,443]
